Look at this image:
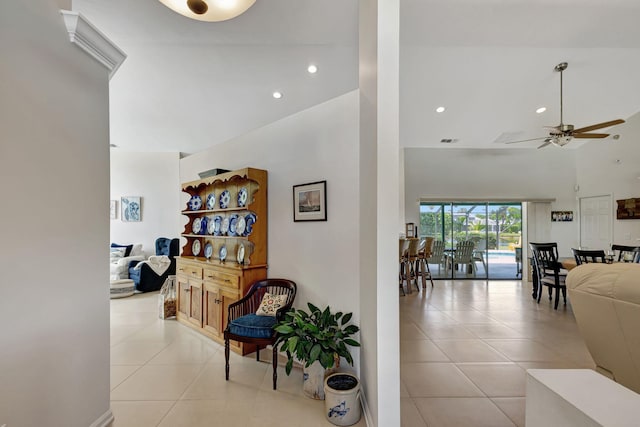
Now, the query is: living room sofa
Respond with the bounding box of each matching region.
[566,263,640,393]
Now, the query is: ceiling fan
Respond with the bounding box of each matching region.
[506,62,625,149]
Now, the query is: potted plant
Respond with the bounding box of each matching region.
[274,303,360,399]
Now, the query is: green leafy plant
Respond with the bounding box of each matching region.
[274,303,361,375]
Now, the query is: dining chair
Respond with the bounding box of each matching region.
[426,240,446,274]
[572,248,606,265]
[514,247,523,277]
[529,242,568,309]
[224,279,297,390]
[611,244,640,263]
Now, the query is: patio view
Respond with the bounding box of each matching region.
[420,202,523,280]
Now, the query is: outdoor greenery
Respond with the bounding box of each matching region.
[419,204,521,250]
[274,303,361,375]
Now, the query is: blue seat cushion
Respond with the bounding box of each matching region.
[228,314,277,339]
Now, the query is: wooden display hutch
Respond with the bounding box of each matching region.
[176,167,267,355]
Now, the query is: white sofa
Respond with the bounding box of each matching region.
[566,263,640,393]
[110,243,144,280]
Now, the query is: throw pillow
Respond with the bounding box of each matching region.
[255,293,288,316]
[110,247,126,262]
[111,243,133,257]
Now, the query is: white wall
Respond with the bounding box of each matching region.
[404,147,580,256]
[110,151,181,256]
[576,112,640,245]
[0,2,111,426]
[180,92,361,352]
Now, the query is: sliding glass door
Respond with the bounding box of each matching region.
[419,202,522,280]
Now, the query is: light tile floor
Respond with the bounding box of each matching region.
[110,292,367,427]
[111,279,594,427]
[400,279,594,427]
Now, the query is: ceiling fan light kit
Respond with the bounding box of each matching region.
[506,62,625,148]
[158,0,256,22]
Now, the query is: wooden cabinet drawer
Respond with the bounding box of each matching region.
[178,262,202,279]
[203,268,239,288]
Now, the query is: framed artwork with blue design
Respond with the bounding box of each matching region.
[121,196,141,222]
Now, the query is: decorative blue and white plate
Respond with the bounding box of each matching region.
[200,216,208,235]
[188,195,202,211]
[212,215,222,236]
[235,215,246,236]
[192,239,201,256]
[207,216,216,235]
[221,216,230,235]
[219,245,227,262]
[228,214,239,236]
[206,193,216,210]
[237,187,248,207]
[237,244,245,264]
[219,190,231,209]
[192,217,202,234]
[204,243,213,259]
[244,213,257,236]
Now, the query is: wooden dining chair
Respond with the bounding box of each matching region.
[572,248,606,265]
[399,238,410,295]
[407,238,433,290]
[611,244,640,263]
[529,242,568,309]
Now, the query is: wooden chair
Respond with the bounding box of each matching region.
[449,241,476,277]
[399,239,410,295]
[515,247,523,277]
[529,242,568,309]
[224,279,297,390]
[426,240,446,274]
[418,237,435,288]
[611,244,640,263]
[406,238,433,290]
[471,239,487,275]
[572,248,606,265]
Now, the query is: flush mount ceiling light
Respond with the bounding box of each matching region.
[272,91,283,99]
[158,0,256,22]
[307,65,318,74]
[436,106,445,113]
[536,107,546,114]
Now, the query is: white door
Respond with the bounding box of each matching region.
[580,195,612,250]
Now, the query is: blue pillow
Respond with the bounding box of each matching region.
[111,243,133,257]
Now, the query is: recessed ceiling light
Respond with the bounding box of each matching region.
[536,107,546,114]
[436,106,445,113]
[272,91,283,99]
[307,64,318,74]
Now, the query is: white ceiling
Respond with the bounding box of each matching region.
[74,0,640,153]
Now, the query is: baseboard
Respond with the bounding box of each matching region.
[360,390,373,427]
[89,409,114,427]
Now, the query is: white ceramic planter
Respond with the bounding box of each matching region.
[324,373,361,426]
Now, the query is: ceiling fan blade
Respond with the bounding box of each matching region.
[504,137,547,145]
[573,119,625,134]
[573,132,609,139]
[537,139,553,149]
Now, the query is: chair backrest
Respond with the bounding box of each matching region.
[427,240,445,261]
[572,248,606,265]
[407,238,421,258]
[243,279,297,318]
[399,239,409,260]
[156,237,180,258]
[455,241,475,262]
[420,237,434,258]
[611,244,640,263]
[529,242,561,278]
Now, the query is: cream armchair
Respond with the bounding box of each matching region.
[110,243,144,280]
[566,263,640,393]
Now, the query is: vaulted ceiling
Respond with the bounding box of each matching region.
[75,0,640,153]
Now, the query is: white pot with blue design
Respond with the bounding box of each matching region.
[324,373,361,426]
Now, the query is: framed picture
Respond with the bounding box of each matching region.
[551,210,573,222]
[110,200,117,220]
[293,181,327,222]
[121,196,141,222]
